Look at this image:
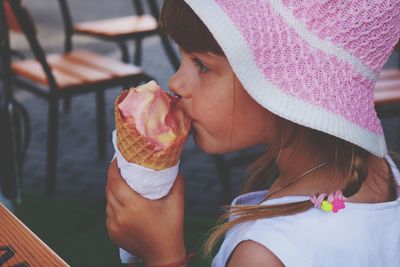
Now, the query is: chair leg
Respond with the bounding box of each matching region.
[96,90,107,159]
[134,37,143,66]
[119,42,130,63]
[159,33,180,71]
[214,155,232,204]
[46,96,59,197]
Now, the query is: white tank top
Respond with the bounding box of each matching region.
[212,155,400,267]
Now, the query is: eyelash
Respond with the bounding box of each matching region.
[192,58,209,74]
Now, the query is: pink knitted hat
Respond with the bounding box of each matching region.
[184,0,400,157]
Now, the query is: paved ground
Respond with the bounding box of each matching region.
[4,0,400,217]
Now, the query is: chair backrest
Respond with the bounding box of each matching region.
[57,0,73,53]
[57,0,162,53]
[7,0,58,90]
[3,0,21,33]
[130,0,160,18]
[146,0,161,20]
[132,0,144,16]
[131,0,161,19]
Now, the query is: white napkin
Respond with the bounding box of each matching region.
[111,130,180,263]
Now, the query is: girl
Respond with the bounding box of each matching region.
[106,0,400,266]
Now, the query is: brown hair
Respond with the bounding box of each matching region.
[160,0,396,258]
[160,0,224,55]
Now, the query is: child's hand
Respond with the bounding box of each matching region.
[106,160,186,265]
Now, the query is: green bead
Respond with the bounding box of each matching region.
[321,200,333,212]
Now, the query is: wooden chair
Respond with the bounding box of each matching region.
[59,0,180,69]
[375,70,400,110]
[374,44,400,117]
[3,0,152,196]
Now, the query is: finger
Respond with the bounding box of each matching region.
[107,159,149,206]
[107,159,136,205]
[105,203,113,217]
[105,203,116,237]
[106,160,125,206]
[107,159,120,188]
[106,186,122,213]
[106,159,118,194]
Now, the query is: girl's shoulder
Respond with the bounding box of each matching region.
[215,195,400,267]
[214,155,400,267]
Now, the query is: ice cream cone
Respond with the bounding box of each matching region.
[115,90,191,171]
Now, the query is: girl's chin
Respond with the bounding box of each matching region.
[192,128,229,155]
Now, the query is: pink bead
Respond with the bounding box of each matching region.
[332,198,345,213]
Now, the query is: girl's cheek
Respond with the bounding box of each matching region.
[191,97,214,124]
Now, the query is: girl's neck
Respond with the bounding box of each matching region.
[267,133,397,203]
[271,129,336,191]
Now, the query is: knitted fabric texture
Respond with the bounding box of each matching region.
[184,0,400,157]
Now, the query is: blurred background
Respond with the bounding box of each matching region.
[0,0,399,266]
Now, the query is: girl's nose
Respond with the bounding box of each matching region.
[168,70,192,99]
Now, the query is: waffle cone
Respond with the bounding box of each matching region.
[115,90,191,171]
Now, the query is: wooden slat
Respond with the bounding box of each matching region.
[11,59,82,88]
[375,79,400,92]
[47,54,112,83]
[11,50,144,89]
[0,204,69,267]
[374,89,400,106]
[374,67,400,106]
[74,15,157,37]
[67,50,143,77]
[378,69,400,81]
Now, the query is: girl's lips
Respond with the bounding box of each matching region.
[166,91,181,102]
[172,99,191,118]
[166,94,193,125]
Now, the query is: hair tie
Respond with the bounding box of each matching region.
[310,191,347,213]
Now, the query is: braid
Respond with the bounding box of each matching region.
[342,146,369,198]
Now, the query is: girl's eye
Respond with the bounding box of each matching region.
[192,58,209,74]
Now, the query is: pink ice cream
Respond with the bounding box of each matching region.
[117,81,184,149]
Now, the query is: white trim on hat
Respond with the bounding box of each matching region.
[184,0,387,157]
[269,0,378,81]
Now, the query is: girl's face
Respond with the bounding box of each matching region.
[169,48,272,154]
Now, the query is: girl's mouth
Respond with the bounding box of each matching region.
[166,91,181,100]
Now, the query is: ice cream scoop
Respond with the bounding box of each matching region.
[114,81,190,170]
[117,81,187,150]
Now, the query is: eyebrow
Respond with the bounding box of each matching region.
[179,47,229,72]
[193,52,228,70]
[180,47,222,61]
[198,51,224,61]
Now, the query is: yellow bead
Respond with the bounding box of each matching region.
[321,200,333,212]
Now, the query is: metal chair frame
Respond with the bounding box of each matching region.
[0,0,31,202]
